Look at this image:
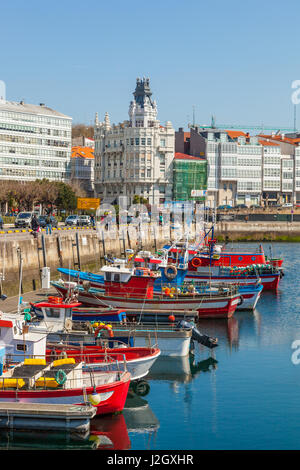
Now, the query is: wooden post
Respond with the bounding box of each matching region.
[74,232,81,270]
[41,234,47,267]
[56,235,63,267]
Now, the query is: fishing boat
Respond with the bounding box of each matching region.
[29,298,195,357]
[185,263,281,291]
[0,311,135,415]
[46,344,160,382]
[57,247,262,309]
[53,261,242,320]
[0,357,130,416]
[132,251,263,308]
[164,237,281,291]
[1,300,160,382]
[165,222,284,270]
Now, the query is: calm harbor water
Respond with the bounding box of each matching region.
[1,242,300,450]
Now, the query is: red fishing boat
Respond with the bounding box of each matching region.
[0,313,131,416]
[53,263,242,319]
[166,239,282,291]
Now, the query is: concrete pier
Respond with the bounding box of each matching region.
[0,402,96,433]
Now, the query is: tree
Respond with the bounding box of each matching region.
[54,182,77,211]
[72,124,94,139]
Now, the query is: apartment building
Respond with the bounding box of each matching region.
[0,100,72,181]
[94,78,175,205]
[71,146,94,195]
[176,126,300,207]
[173,153,207,202]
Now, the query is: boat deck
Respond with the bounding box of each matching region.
[0,402,96,433]
[11,364,47,378]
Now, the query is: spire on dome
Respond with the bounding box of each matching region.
[133,77,154,108]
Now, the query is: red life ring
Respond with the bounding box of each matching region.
[191,257,202,268]
[94,325,114,338]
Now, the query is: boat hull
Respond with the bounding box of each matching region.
[237,286,262,310]
[53,283,240,319]
[0,372,131,416]
[47,347,161,381]
[185,272,280,291]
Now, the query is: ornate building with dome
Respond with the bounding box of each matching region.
[94,77,175,205]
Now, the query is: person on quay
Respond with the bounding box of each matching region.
[31,214,40,238]
[46,213,52,235]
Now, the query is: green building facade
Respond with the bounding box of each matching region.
[173,155,208,201]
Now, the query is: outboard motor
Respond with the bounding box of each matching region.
[177,320,218,349]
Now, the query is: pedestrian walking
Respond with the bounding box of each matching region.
[46,213,52,234]
[90,215,95,229]
[31,214,40,238]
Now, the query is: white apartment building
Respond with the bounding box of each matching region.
[0,100,72,181]
[94,78,175,205]
[180,126,300,207]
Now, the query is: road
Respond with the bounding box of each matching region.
[0,223,95,238]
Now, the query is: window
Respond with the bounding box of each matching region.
[147,138,152,145]
[44,308,61,318]
[16,344,27,352]
[160,139,166,147]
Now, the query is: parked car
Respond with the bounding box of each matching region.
[218,214,235,221]
[38,215,58,228]
[0,216,3,229]
[217,205,232,210]
[282,203,293,207]
[65,215,80,226]
[14,212,34,228]
[77,215,91,226]
[250,204,261,209]
[235,204,248,209]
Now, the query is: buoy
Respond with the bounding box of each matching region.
[168,315,175,322]
[165,287,171,296]
[88,392,101,406]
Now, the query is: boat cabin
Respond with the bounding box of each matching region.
[0,313,47,367]
[33,301,81,333]
[101,263,158,299]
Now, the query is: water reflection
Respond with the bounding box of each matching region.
[0,428,102,450]
[123,389,160,433]
[196,317,240,349]
[147,354,218,383]
[90,413,131,450]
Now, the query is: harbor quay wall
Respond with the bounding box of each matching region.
[215,221,300,242]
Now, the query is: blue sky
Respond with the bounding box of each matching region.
[1,0,300,132]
